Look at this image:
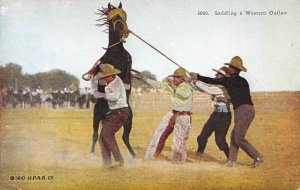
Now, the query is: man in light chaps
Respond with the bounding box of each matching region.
[143,68,193,163]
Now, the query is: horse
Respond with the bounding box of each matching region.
[18,88,31,109]
[83,2,136,158]
[51,90,64,109]
[30,91,42,108]
[69,90,79,108]
[40,93,53,108]
[30,90,43,108]
[78,88,88,109]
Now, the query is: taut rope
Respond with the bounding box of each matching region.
[129,30,189,72]
[100,29,190,74]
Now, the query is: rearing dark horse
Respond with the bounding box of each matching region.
[82,2,136,158]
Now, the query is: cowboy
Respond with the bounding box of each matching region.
[190,56,263,168]
[95,64,129,167]
[143,68,193,163]
[192,66,231,159]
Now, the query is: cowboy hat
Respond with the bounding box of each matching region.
[168,67,187,78]
[224,56,247,72]
[212,66,230,77]
[98,64,121,78]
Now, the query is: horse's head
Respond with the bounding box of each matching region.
[107,3,129,41]
[97,2,129,45]
[82,2,129,81]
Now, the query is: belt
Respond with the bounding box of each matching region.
[214,105,230,113]
[172,110,192,116]
[109,107,128,115]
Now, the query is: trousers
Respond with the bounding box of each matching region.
[99,107,128,165]
[228,104,261,161]
[197,112,231,158]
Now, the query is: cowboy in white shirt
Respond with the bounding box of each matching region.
[96,64,128,167]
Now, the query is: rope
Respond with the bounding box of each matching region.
[102,39,123,50]
[128,30,201,90]
[129,30,189,72]
[102,20,129,50]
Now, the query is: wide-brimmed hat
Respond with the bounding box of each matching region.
[168,67,186,78]
[212,66,230,77]
[224,56,247,72]
[98,64,121,78]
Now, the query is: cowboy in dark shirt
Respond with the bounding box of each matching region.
[190,56,263,168]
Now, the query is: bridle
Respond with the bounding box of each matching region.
[103,8,129,50]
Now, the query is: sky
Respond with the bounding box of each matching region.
[0,0,300,91]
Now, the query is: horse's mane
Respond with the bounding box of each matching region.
[95,5,117,33]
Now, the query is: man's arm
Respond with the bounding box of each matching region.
[194,81,224,95]
[196,74,226,85]
[105,86,120,102]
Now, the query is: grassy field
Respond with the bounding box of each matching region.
[0,92,300,190]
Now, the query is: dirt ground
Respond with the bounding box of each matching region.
[0,92,299,190]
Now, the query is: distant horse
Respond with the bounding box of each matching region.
[51,91,64,109]
[18,88,31,109]
[40,93,53,108]
[69,90,79,108]
[78,94,87,109]
[82,2,136,158]
[30,91,42,108]
[60,88,72,108]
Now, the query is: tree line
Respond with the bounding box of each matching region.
[0,63,157,91]
[0,63,79,91]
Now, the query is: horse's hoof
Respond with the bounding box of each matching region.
[131,154,137,159]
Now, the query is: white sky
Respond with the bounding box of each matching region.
[0,0,299,91]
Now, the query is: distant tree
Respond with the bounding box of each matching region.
[140,70,156,80]
[1,63,79,91]
[42,69,79,91]
[132,70,156,89]
[23,74,35,89]
[3,63,22,89]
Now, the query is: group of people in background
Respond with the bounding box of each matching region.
[92,55,263,168]
[2,86,94,109]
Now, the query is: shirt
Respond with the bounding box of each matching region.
[146,78,193,112]
[197,73,253,110]
[194,81,231,112]
[92,75,129,95]
[105,76,128,110]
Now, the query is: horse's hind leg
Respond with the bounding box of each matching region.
[122,105,136,158]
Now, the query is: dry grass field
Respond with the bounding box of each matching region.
[0,92,299,190]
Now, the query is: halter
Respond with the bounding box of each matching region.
[108,8,127,21]
[103,8,129,50]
